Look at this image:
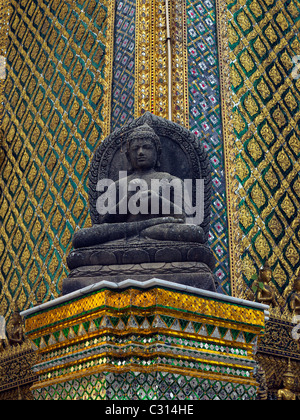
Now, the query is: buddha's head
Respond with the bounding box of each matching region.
[282,360,295,390]
[259,261,272,283]
[126,123,162,171]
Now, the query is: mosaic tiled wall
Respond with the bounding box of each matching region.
[0,0,10,134]
[187,0,230,294]
[0,0,231,322]
[110,0,136,131]
[224,0,300,318]
[0,0,114,318]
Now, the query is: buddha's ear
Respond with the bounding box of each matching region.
[155,150,161,170]
[125,150,134,173]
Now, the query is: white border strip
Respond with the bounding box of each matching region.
[21,278,269,319]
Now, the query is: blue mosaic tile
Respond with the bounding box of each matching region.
[111,0,136,131]
[187,0,230,294]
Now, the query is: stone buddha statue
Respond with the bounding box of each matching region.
[63,113,216,294]
[72,123,205,248]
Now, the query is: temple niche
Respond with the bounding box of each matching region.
[64,112,216,294]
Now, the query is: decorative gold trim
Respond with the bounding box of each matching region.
[134,0,189,126]
[25,287,266,334]
[215,0,241,297]
[171,0,189,127]
[24,286,265,396]
[29,313,261,352]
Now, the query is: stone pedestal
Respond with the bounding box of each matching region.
[64,240,216,295]
[21,279,268,400]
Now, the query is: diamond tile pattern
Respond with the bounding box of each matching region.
[187,0,230,294]
[32,371,257,400]
[0,0,109,316]
[227,0,300,317]
[110,0,136,131]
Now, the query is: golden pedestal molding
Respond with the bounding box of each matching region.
[21,279,268,400]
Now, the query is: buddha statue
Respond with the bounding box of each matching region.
[254,365,268,400]
[290,271,300,318]
[72,123,205,248]
[7,310,24,347]
[257,262,277,307]
[277,359,296,400]
[64,113,216,294]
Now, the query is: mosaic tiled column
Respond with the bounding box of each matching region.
[187,0,230,294]
[21,279,268,400]
[216,0,300,309]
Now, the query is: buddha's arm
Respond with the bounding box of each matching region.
[139,189,186,219]
[257,289,272,302]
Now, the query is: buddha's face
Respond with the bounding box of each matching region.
[283,376,294,390]
[128,138,157,171]
[261,267,272,283]
[12,312,21,325]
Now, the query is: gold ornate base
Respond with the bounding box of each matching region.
[21,280,268,400]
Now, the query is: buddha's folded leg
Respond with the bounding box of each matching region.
[141,223,205,243]
[72,217,184,248]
